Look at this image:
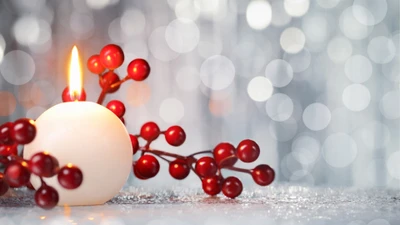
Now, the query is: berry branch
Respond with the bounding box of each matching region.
[0,119,83,209]
[70,44,276,199]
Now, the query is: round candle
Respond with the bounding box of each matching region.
[23,101,132,206]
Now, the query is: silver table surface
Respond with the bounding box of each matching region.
[0,186,399,225]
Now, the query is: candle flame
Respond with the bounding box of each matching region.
[68,46,83,99]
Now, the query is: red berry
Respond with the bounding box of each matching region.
[29,152,59,178]
[10,118,36,144]
[62,86,87,102]
[99,71,121,93]
[0,173,9,196]
[4,161,31,187]
[35,185,59,209]
[165,126,186,147]
[195,157,218,177]
[213,143,237,168]
[57,164,83,189]
[169,159,190,180]
[237,139,260,163]
[129,135,139,154]
[106,100,126,118]
[202,176,222,196]
[127,58,150,81]
[0,144,17,156]
[222,176,242,199]
[133,163,149,180]
[0,122,13,145]
[87,54,105,74]
[135,155,160,179]
[140,122,160,141]
[251,164,275,186]
[99,44,124,70]
[26,181,35,190]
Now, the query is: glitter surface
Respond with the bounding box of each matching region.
[0,186,399,224]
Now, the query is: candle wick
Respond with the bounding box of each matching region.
[71,91,79,102]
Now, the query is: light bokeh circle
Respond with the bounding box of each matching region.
[246,0,272,30]
[200,55,235,90]
[322,133,358,168]
[344,55,372,83]
[247,76,274,102]
[265,59,293,87]
[379,91,400,120]
[367,36,396,64]
[283,0,309,17]
[265,93,293,122]
[342,84,371,112]
[165,18,200,53]
[0,50,35,85]
[280,27,306,54]
[352,0,388,26]
[302,103,331,131]
[159,98,185,123]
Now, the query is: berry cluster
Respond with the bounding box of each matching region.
[0,119,83,209]
[62,44,150,106]
[78,44,275,199]
[130,123,275,198]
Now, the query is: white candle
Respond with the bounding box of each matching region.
[23,102,132,205]
[23,46,132,206]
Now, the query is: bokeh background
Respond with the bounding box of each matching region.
[0,0,399,189]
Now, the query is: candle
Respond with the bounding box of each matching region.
[23,46,132,206]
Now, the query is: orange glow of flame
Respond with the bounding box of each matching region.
[68,46,83,99]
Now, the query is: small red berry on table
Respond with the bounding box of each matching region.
[106,100,126,118]
[57,164,83,189]
[213,142,237,167]
[195,157,218,177]
[99,44,124,70]
[135,155,160,179]
[222,176,243,199]
[29,152,59,178]
[10,119,36,144]
[202,176,222,196]
[99,71,121,93]
[169,159,190,180]
[62,86,87,102]
[4,161,31,187]
[0,122,13,145]
[0,144,17,156]
[0,173,9,196]
[165,126,186,147]
[252,164,275,186]
[127,58,150,81]
[140,122,160,141]
[237,139,260,163]
[34,184,59,209]
[87,54,105,74]
[129,135,139,154]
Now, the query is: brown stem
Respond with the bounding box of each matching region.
[139,148,186,160]
[96,90,107,105]
[146,152,171,163]
[187,150,213,157]
[187,156,202,179]
[223,166,251,174]
[110,75,129,89]
[96,75,130,105]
